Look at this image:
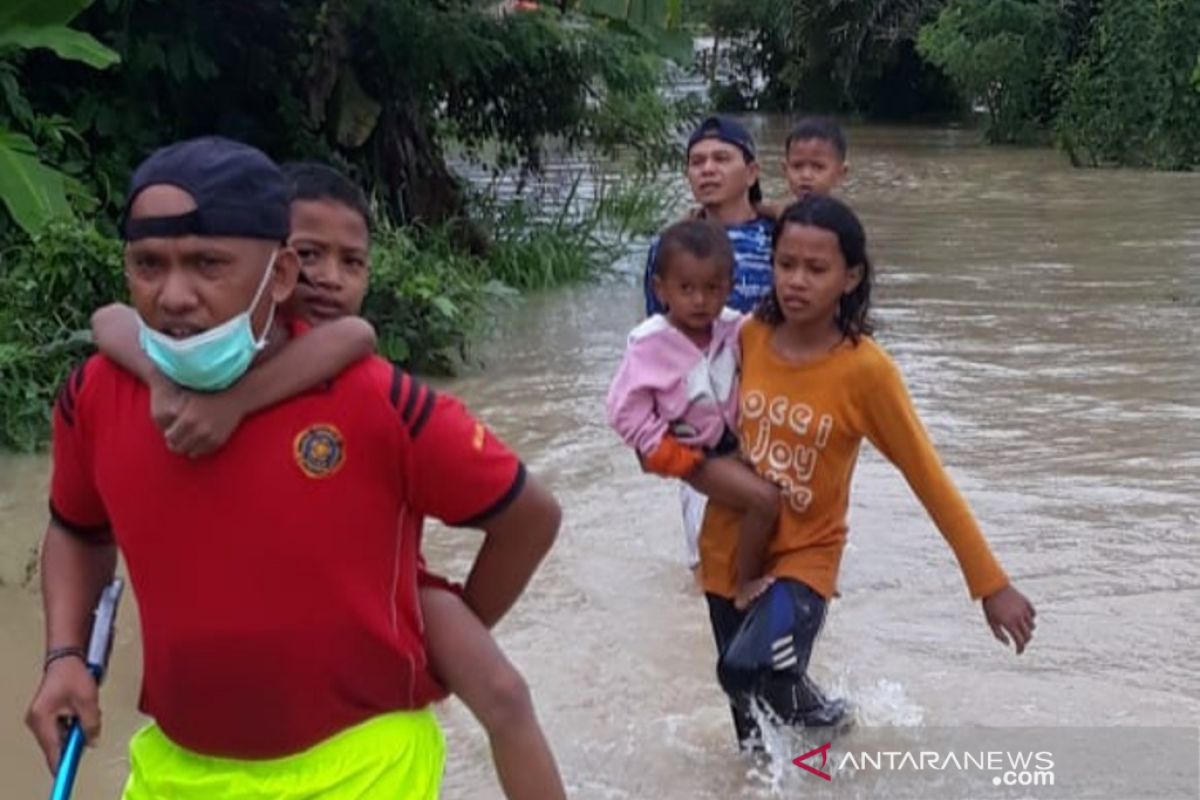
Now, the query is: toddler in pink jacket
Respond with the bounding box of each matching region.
[606,307,741,465]
[606,219,780,610]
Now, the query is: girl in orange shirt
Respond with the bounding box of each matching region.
[700,194,1037,750]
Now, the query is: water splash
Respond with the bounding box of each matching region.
[736,677,926,797]
[833,675,925,727]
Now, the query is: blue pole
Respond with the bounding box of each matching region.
[48,579,123,800]
[48,723,87,800]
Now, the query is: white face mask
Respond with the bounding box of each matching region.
[136,249,278,391]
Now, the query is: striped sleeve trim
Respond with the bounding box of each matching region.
[55,362,88,428]
[49,501,113,544]
[389,363,438,439]
[446,463,527,528]
[410,390,436,438]
[388,366,403,407]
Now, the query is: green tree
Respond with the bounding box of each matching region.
[22,0,688,234]
[2,0,692,451]
[695,0,955,115]
[917,0,1056,143]
[0,0,118,235]
[1057,0,1200,168]
[0,220,123,450]
[577,0,692,61]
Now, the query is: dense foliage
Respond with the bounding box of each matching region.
[691,0,1200,167]
[11,0,689,230]
[1054,0,1200,168]
[694,0,959,118]
[0,0,690,451]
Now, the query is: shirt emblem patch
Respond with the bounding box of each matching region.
[294,424,346,479]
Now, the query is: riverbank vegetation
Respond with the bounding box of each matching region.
[6,0,1196,450]
[691,0,1200,169]
[0,0,691,450]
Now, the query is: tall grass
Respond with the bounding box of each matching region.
[479,169,681,290]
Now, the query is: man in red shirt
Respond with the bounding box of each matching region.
[24,137,561,798]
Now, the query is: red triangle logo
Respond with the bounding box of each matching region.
[793,741,833,781]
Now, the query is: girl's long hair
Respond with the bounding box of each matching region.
[755,194,874,340]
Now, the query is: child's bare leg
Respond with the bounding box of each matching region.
[686,455,779,608]
[421,587,566,800]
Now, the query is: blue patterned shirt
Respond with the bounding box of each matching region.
[643,215,776,316]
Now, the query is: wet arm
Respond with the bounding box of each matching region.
[25,521,115,772]
[754,199,785,220]
[228,316,376,415]
[91,304,160,385]
[44,368,115,646]
[462,475,561,629]
[410,389,561,628]
[859,355,1009,599]
[40,521,117,653]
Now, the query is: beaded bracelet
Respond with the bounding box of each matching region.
[43,646,87,671]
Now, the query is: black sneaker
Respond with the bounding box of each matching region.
[793,697,855,734]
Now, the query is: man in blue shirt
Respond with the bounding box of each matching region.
[643,116,774,316]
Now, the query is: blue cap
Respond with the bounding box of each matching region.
[121,136,289,242]
[687,115,757,162]
[686,116,762,204]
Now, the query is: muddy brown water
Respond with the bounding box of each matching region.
[3,121,1198,798]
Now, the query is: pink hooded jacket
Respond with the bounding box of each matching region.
[606,308,742,455]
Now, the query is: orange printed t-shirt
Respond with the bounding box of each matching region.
[699,318,1009,601]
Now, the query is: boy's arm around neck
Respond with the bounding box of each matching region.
[91,303,159,384]
[229,315,377,416]
[163,316,376,458]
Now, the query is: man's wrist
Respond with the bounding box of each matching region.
[43,646,87,671]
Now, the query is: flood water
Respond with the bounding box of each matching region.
[2,121,1199,798]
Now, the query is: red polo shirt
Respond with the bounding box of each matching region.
[49,349,523,759]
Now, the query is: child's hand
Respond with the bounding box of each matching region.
[753,200,784,220]
[163,392,244,458]
[148,373,186,433]
[734,575,775,611]
[982,585,1036,654]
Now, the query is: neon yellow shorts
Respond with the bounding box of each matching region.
[121,709,444,800]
